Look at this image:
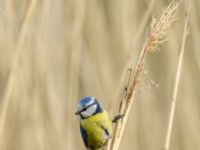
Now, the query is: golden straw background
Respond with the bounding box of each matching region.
[0,0,199,150]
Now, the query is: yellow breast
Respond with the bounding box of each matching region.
[80,111,112,149]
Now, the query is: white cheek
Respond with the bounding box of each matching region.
[81,104,97,118]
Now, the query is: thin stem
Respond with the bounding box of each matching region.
[163,12,190,150]
[110,30,150,150]
[0,0,37,141]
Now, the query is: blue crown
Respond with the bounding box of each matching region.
[79,96,96,107]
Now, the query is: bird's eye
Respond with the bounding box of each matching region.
[82,107,87,111]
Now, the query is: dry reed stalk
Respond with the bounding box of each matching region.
[0,0,37,142]
[67,0,87,149]
[107,1,181,150]
[163,9,190,150]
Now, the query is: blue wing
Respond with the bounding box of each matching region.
[80,124,88,148]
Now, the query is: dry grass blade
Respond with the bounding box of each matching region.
[163,9,190,150]
[0,0,37,142]
[107,1,181,150]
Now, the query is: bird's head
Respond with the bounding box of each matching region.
[75,96,103,119]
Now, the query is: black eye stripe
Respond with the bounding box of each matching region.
[82,103,95,112]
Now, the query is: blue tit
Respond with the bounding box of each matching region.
[75,96,112,150]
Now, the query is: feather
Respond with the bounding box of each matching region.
[80,124,88,148]
[96,122,112,138]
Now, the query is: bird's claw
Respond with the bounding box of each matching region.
[112,114,125,123]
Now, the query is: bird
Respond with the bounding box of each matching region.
[75,96,112,150]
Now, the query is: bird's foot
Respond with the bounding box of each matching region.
[112,114,124,123]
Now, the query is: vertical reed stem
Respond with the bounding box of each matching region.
[108,1,181,150]
[0,0,37,142]
[164,11,190,150]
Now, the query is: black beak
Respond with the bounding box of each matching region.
[75,109,81,115]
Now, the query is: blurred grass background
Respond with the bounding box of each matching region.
[0,0,199,150]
